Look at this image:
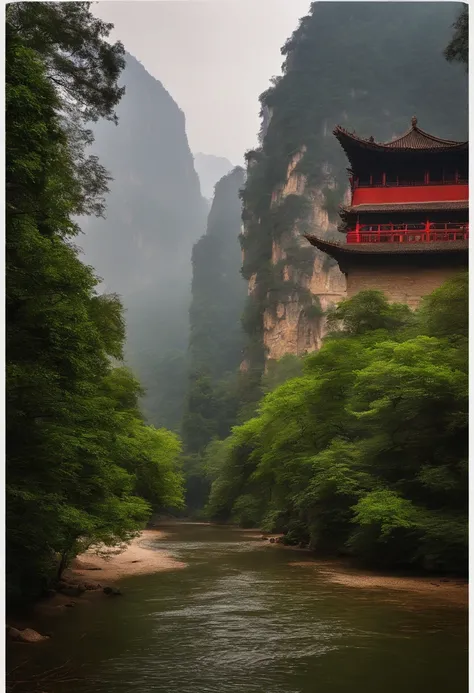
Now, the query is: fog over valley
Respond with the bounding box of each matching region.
[6,4,468,691]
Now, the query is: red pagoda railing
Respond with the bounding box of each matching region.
[353,179,468,188]
[346,222,469,244]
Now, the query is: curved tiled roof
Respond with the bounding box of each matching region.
[384,126,463,150]
[334,118,467,154]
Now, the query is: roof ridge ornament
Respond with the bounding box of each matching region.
[411,115,418,128]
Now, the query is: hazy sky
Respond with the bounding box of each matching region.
[93,0,311,164]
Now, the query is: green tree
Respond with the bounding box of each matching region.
[101,368,184,512]
[7,1,126,218]
[444,5,468,69]
[182,370,219,454]
[418,272,468,342]
[205,282,468,574]
[262,354,303,393]
[326,290,414,336]
[6,2,125,122]
[6,12,184,601]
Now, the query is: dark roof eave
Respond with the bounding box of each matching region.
[341,200,469,216]
[304,234,469,256]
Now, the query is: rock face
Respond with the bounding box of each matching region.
[103,586,122,596]
[239,3,467,376]
[7,626,49,643]
[249,151,347,365]
[186,167,247,380]
[193,153,234,202]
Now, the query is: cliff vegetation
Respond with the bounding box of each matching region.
[239,1,468,387]
[182,168,247,512]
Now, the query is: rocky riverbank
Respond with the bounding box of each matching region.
[7,530,187,641]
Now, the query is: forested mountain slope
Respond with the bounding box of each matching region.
[182,167,247,510]
[80,53,208,429]
[240,1,468,385]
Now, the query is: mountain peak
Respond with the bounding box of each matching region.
[193,152,234,201]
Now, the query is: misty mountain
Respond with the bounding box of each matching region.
[193,153,234,202]
[181,166,247,511]
[187,167,246,384]
[79,53,208,428]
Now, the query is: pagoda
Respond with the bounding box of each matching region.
[305,117,468,308]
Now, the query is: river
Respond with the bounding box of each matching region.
[8,523,468,693]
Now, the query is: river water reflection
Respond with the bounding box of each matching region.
[9,523,468,693]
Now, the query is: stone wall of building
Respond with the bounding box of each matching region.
[345,264,463,309]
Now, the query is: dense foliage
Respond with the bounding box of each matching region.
[444,4,468,69]
[182,168,247,511]
[204,277,468,574]
[239,2,468,386]
[6,1,125,220]
[79,52,208,430]
[6,4,184,603]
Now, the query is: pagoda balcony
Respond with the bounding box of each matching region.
[353,178,468,189]
[346,222,469,244]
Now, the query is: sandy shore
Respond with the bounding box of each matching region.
[25,531,185,623]
[67,529,187,583]
[288,560,468,606]
[251,533,467,606]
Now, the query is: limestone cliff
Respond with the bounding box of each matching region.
[239,2,466,379]
[245,151,346,366]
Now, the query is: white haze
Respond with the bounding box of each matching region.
[93,0,311,164]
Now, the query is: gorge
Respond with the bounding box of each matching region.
[79,52,208,430]
[5,2,469,692]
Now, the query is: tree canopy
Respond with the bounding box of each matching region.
[204,277,468,573]
[444,4,468,69]
[6,4,184,603]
